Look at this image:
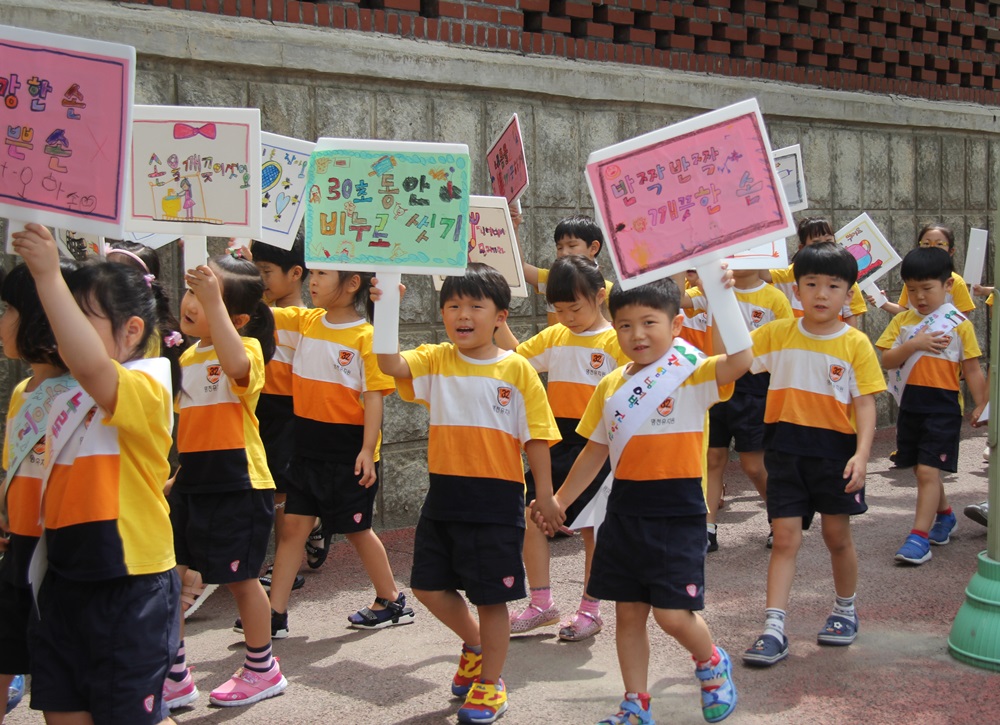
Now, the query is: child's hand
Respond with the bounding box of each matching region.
[911,328,949,354]
[369,277,406,303]
[163,467,179,496]
[11,223,61,279]
[185,265,225,307]
[355,449,377,487]
[719,262,734,289]
[970,402,988,428]
[973,284,994,297]
[843,454,868,493]
[865,290,886,306]
[508,204,522,233]
[530,495,566,537]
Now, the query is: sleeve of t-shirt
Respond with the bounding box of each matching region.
[106,362,172,438]
[397,343,440,406]
[771,290,794,319]
[847,282,868,317]
[230,338,265,398]
[696,355,734,406]
[516,329,552,373]
[770,266,794,285]
[361,332,396,395]
[577,373,616,444]
[535,267,550,295]
[875,314,904,351]
[851,336,888,397]
[688,287,707,311]
[957,319,983,360]
[518,361,561,445]
[749,324,772,374]
[952,274,976,312]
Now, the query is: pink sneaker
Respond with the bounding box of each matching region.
[209,664,287,707]
[163,668,199,710]
[509,603,560,633]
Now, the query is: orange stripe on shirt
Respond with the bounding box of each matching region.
[908,354,961,391]
[6,474,42,537]
[293,376,366,426]
[44,457,120,529]
[764,387,855,435]
[616,430,704,480]
[428,424,527,483]
[177,401,247,453]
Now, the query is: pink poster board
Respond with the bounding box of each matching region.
[0,26,134,237]
[586,99,794,289]
[486,113,529,204]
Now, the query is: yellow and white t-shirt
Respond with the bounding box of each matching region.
[770,264,868,320]
[682,286,711,354]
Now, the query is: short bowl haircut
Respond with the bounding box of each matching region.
[1,262,76,368]
[439,262,511,312]
[250,227,308,275]
[608,277,680,320]
[901,246,953,283]
[545,255,606,305]
[554,215,604,256]
[792,241,858,286]
[796,217,834,246]
[916,223,955,251]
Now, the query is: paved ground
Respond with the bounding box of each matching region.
[7,426,1000,724]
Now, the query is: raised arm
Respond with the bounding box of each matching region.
[186,265,251,386]
[370,276,412,378]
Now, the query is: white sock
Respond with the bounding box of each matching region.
[706,523,717,534]
[763,608,786,639]
[833,594,856,619]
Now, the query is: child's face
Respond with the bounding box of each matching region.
[179,287,211,340]
[441,293,507,356]
[255,261,301,305]
[918,229,954,255]
[552,290,606,334]
[794,274,852,325]
[0,304,20,359]
[309,270,355,312]
[800,232,835,248]
[613,303,683,370]
[904,277,954,315]
[732,268,760,283]
[555,235,600,260]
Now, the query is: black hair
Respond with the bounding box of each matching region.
[67,261,182,392]
[209,254,276,364]
[554,215,604,257]
[917,223,955,251]
[900,247,953,284]
[439,262,511,312]
[792,241,858,286]
[250,227,308,276]
[545,255,606,305]
[796,217,834,247]
[1,261,76,368]
[608,277,680,319]
[105,240,162,278]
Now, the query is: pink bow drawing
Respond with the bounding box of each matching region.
[173,123,217,140]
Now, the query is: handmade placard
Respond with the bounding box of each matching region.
[128,105,261,237]
[834,212,901,287]
[586,99,795,290]
[53,228,103,260]
[304,138,471,275]
[772,144,808,213]
[433,195,528,297]
[260,132,314,250]
[0,26,135,238]
[726,238,789,270]
[121,231,180,250]
[486,113,529,205]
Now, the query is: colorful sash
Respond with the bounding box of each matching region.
[887,303,966,405]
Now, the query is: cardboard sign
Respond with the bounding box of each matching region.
[433,195,528,297]
[260,132,314,250]
[486,113,529,204]
[586,99,795,290]
[53,228,103,260]
[0,26,135,237]
[772,144,808,213]
[835,212,901,287]
[128,105,262,237]
[964,228,988,287]
[726,238,790,270]
[120,231,180,250]
[304,138,471,275]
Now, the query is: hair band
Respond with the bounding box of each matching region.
[105,246,152,276]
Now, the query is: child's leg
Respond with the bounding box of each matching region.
[651,608,713,662]
[705,447,729,525]
[344,529,400,609]
[821,514,857,599]
[0,673,13,722]
[765,517,803,610]
[511,512,558,630]
[228,579,273,651]
[739,451,767,500]
[477,603,511,683]
[269,513,314,614]
[43,714,96,725]
[614,602,652,693]
[559,527,603,641]
[913,464,945,533]
[413,588,480,646]
[272,492,287,543]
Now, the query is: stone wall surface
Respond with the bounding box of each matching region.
[1,0,998,526]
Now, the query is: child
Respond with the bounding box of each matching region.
[743,242,885,667]
[536,274,749,724]
[868,224,977,316]
[705,268,793,551]
[762,217,868,327]
[679,270,712,354]
[876,247,987,564]
[374,263,561,724]
[0,262,75,721]
[262,267,409,638]
[168,254,286,707]
[12,224,179,724]
[502,256,629,642]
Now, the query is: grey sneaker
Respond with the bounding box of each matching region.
[964,501,989,527]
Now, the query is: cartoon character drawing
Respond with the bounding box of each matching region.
[846,238,882,282]
[180,177,195,219]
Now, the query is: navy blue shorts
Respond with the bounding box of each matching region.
[170,488,274,583]
[29,570,179,724]
[587,512,706,610]
[765,450,867,523]
[410,516,526,606]
[894,409,962,473]
[257,394,295,494]
[285,457,379,534]
[708,392,766,452]
[0,578,33,673]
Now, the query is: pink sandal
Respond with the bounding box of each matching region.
[509,603,560,633]
[558,610,603,641]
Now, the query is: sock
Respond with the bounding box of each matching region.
[833,593,856,619]
[624,692,651,711]
[706,523,717,534]
[911,529,929,539]
[763,608,786,640]
[463,642,483,655]
[579,595,600,616]
[693,644,722,671]
[167,640,188,682]
[937,507,953,517]
[244,642,274,673]
[529,586,553,610]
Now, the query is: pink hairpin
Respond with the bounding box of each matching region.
[143,273,155,288]
[164,331,184,348]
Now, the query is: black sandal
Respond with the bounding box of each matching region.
[347,592,416,630]
[304,525,330,569]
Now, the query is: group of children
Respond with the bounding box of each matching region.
[0,207,989,725]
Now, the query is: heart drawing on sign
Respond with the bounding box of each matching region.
[275,192,291,217]
[79,196,97,212]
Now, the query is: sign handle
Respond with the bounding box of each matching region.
[965,228,989,288]
[373,272,402,354]
[861,280,888,309]
[695,258,752,353]
[183,235,208,270]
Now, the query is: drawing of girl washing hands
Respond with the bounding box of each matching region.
[180,177,195,219]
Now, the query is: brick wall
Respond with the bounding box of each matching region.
[120,0,1000,104]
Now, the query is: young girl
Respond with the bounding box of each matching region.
[0,262,76,722]
[11,224,179,725]
[260,268,409,639]
[167,254,285,707]
[500,256,629,641]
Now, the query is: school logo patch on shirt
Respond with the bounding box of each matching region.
[338,350,355,366]
[829,364,845,383]
[657,397,674,417]
[206,364,222,384]
[32,440,46,455]
[497,386,512,407]
[751,308,765,326]
[590,352,606,369]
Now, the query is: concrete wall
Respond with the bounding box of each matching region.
[3,0,1000,527]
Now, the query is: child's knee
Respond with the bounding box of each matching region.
[706,448,729,470]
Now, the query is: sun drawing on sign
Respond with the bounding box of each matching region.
[628,241,651,272]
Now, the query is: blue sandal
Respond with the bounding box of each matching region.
[742,633,788,666]
[598,698,655,725]
[696,647,737,723]
[347,592,416,629]
[817,614,858,646]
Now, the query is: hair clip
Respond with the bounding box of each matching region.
[143,273,155,288]
[228,247,244,260]
[163,331,184,348]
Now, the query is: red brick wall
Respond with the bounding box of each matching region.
[122,0,1000,105]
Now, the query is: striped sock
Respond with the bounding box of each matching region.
[244,642,274,673]
[763,608,786,640]
[167,640,188,682]
[833,593,856,619]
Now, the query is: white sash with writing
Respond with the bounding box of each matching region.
[568,339,704,535]
[887,303,966,405]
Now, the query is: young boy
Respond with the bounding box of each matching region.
[743,242,885,667]
[375,263,561,724]
[876,247,987,564]
[536,275,750,724]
